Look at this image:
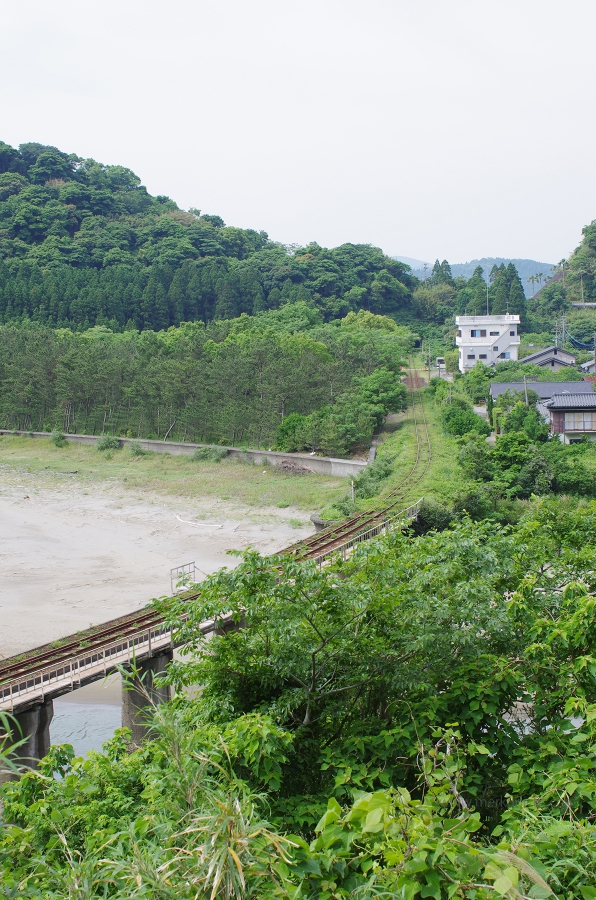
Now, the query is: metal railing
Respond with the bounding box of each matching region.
[0,611,236,713]
[312,499,422,566]
[0,623,173,712]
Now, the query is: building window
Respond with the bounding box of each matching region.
[470,329,487,338]
[467,354,476,360]
[510,330,516,336]
[490,331,499,336]
[565,412,596,431]
[551,360,555,366]
[479,354,487,359]
[498,352,510,359]
[493,346,499,352]
[456,330,461,337]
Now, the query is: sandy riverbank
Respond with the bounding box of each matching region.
[0,474,313,658]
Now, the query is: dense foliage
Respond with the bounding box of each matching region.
[428,375,596,513]
[564,220,596,304]
[4,502,596,897]
[0,141,416,330]
[0,307,411,455]
[441,396,492,438]
[4,136,596,357]
[412,261,527,328]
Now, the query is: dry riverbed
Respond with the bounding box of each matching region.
[0,436,346,657]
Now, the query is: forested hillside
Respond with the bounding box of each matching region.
[0,141,415,330]
[558,219,596,303]
[0,308,411,455]
[409,257,554,297]
[412,260,527,325]
[0,138,575,345]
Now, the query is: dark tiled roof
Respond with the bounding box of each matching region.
[520,346,576,364]
[489,382,593,401]
[546,393,596,409]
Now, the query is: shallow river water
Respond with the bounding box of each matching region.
[50,674,122,758]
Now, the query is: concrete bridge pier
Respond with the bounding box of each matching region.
[1,699,54,780]
[122,650,173,745]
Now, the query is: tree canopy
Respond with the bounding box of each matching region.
[0,307,412,455]
[0,141,416,330]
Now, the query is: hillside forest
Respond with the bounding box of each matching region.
[0,139,546,337]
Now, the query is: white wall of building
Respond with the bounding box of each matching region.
[455,315,521,373]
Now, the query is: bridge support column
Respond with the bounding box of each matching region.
[122,650,172,745]
[1,699,54,781]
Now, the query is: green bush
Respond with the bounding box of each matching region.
[7,508,596,895]
[441,400,491,437]
[274,413,309,452]
[412,498,454,533]
[192,446,228,462]
[129,440,145,457]
[462,361,492,403]
[49,429,66,447]
[353,454,394,499]
[96,434,121,451]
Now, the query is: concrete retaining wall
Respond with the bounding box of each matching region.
[0,430,367,479]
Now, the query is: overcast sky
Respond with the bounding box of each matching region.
[2,0,594,264]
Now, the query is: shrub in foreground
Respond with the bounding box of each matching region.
[96,434,121,451]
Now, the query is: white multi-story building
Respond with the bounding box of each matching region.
[455,314,521,373]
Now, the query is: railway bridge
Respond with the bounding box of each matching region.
[1,372,431,770]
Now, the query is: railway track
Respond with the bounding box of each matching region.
[283,366,432,560]
[0,605,190,686]
[0,367,432,696]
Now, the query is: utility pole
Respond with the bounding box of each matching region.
[561,313,566,348]
[486,275,489,315]
[523,374,529,406]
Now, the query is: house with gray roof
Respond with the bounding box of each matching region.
[519,346,576,370]
[490,382,594,432]
[545,392,596,443]
[489,381,593,402]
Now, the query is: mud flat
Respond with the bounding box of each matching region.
[0,471,314,658]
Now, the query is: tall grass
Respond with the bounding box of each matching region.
[0,435,346,511]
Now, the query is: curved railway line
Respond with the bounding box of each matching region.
[0,368,433,702]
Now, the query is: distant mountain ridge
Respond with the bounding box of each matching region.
[393,256,555,298]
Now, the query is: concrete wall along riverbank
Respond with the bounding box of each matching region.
[0,430,367,479]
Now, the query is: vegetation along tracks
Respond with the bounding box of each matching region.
[283,366,432,561]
